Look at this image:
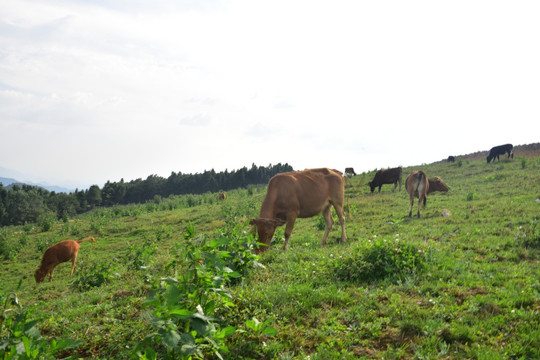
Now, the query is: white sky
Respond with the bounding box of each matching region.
[1,0,539,189]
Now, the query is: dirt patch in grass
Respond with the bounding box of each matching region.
[452,288,489,305]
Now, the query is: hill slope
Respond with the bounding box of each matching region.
[1,153,539,359]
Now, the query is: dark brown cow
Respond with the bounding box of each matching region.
[368,167,402,193]
[250,168,347,253]
[406,171,449,218]
[219,193,226,200]
[344,167,356,176]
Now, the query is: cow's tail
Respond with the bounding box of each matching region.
[415,171,425,193]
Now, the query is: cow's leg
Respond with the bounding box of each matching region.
[408,194,414,217]
[49,267,55,282]
[392,181,397,192]
[70,253,78,275]
[334,204,347,243]
[282,214,297,251]
[320,205,334,245]
[417,196,423,218]
[378,185,382,193]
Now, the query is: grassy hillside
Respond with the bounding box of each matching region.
[1,154,539,359]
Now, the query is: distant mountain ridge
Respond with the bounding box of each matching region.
[0,176,74,193]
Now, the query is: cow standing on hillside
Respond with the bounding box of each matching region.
[368,167,402,193]
[345,167,356,176]
[487,144,513,163]
[250,168,347,253]
[405,171,449,218]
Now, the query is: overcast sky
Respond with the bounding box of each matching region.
[1,0,539,190]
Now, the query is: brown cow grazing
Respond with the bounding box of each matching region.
[406,171,450,218]
[250,168,347,253]
[344,167,356,176]
[35,236,96,283]
[368,167,402,193]
[428,176,450,195]
[219,193,226,200]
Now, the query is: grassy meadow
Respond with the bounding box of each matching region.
[1,154,539,359]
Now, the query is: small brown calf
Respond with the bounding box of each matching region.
[34,236,96,283]
[219,193,226,200]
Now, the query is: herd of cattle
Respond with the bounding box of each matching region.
[250,143,514,253]
[34,144,515,282]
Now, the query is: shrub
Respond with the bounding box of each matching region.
[124,240,157,271]
[35,238,52,253]
[39,214,56,232]
[516,219,540,249]
[334,238,427,283]
[72,263,119,291]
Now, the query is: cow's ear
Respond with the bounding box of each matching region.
[249,219,257,226]
[273,218,286,227]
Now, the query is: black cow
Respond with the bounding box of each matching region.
[368,167,402,193]
[344,167,356,176]
[447,156,455,162]
[487,144,513,163]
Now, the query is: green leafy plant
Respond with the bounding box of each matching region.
[124,240,157,271]
[334,238,427,283]
[245,318,278,337]
[72,263,119,291]
[0,292,81,359]
[0,233,20,261]
[135,222,271,359]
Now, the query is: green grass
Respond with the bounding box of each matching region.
[1,156,539,359]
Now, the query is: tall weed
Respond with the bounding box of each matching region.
[135,221,273,359]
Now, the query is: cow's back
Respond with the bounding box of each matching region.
[262,168,343,218]
[43,240,79,265]
[405,171,428,197]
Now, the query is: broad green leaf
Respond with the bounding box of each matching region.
[191,318,209,335]
[165,285,182,306]
[262,326,278,336]
[220,326,236,337]
[180,344,197,356]
[169,309,193,319]
[179,332,195,345]
[160,329,180,349]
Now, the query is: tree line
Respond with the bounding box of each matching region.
[0,163,293,227]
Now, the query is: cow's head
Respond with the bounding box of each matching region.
[367,181,376,193]
[429,176,450,193]
[486,155,493,163]
[249,218,286,253]
[34,268,47,283]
